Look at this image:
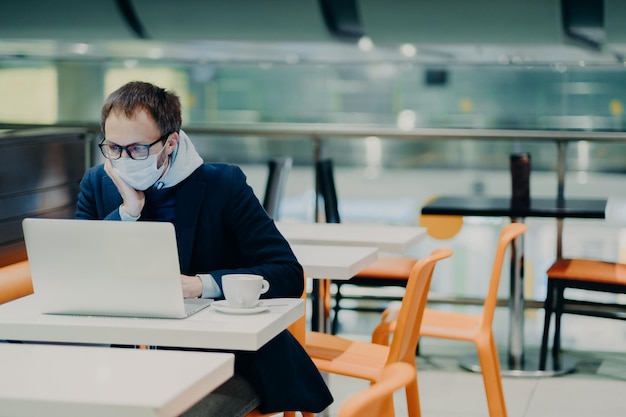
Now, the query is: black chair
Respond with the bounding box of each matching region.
[314,158,416,335]
[262,157,292,219]
[315,158,340,224]
[539,257,626,369]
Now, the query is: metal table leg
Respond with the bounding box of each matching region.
[310,279,331,333]
[507,217,526,370]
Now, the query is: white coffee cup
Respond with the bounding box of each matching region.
[222,274,270,308]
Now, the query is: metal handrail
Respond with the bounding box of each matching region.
[2,122,626,142]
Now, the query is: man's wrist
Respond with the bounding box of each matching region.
[120,204,141,220]
[196,274,222,299]
[193,275,203,298]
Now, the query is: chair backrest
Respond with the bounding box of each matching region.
[481,223,527,330]
[263,157,293,219]
[315,158,340,223]
[387,247,453,366]
[337,362,416,417]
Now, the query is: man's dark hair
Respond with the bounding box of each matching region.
[101,81,182,135]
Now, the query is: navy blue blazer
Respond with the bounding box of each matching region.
[75,163,333,413]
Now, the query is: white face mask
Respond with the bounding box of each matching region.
[111,145,168,190]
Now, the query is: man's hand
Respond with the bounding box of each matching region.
[104,159,145,217]
[181,274,203,298]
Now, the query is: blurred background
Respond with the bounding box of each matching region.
[1,0,625,308]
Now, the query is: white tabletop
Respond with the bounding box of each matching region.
[277,222,427,253]
[0,296,303,351]
[291,244,378,280]
[0,343,233,417]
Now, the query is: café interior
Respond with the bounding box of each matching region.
[0,1,625,416]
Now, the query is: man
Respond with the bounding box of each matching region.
[76,81,333,416]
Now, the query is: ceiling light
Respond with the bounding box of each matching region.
[357,36,374,52]
[399,44,416,57]
[123,59,138,68]
[364,136,382,166]
[396,110,416,131]
[497,55,510,65]
[285,53,300,64]
[71,43,90,55]
[147,47,163,59]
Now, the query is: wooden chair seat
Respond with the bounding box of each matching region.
[332,257,417,329]
[333,256,416,288]
[306,331,390,380]
[540,257,626,369]
[546,258,626,285]
[354,257,417,279]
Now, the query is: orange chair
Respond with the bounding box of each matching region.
[332,256,417,332]
[539,258,626,369]
[332,194,463,332]
[364,196,463,349]
[337,362,417,417]
[305,248,453,417]
[316,160,444,335]
[0,260,33,304]
[372,223,527,417]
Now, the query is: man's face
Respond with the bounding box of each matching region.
[104,109,176,168]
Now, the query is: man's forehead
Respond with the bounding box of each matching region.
[104,108,160,140]
[110,106,150,121]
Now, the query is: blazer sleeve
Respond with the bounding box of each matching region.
[75,165,122,221]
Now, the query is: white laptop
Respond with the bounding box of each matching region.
[22,218,212,319]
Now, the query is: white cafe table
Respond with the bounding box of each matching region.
[279,222,426,332]
[0,296,303,351]
[290,244,379,280]
[277,222,427,253]
[0,343,233,417]
[289,244,379,333]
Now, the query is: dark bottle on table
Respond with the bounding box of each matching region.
[510,153,531,206]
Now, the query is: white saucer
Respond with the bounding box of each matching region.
[211,300,269,315]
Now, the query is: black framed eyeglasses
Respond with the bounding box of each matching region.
[98,132,172,160]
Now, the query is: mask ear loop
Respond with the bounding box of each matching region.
[154,138,175,190]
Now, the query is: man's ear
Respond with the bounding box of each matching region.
[166,132,179,154]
